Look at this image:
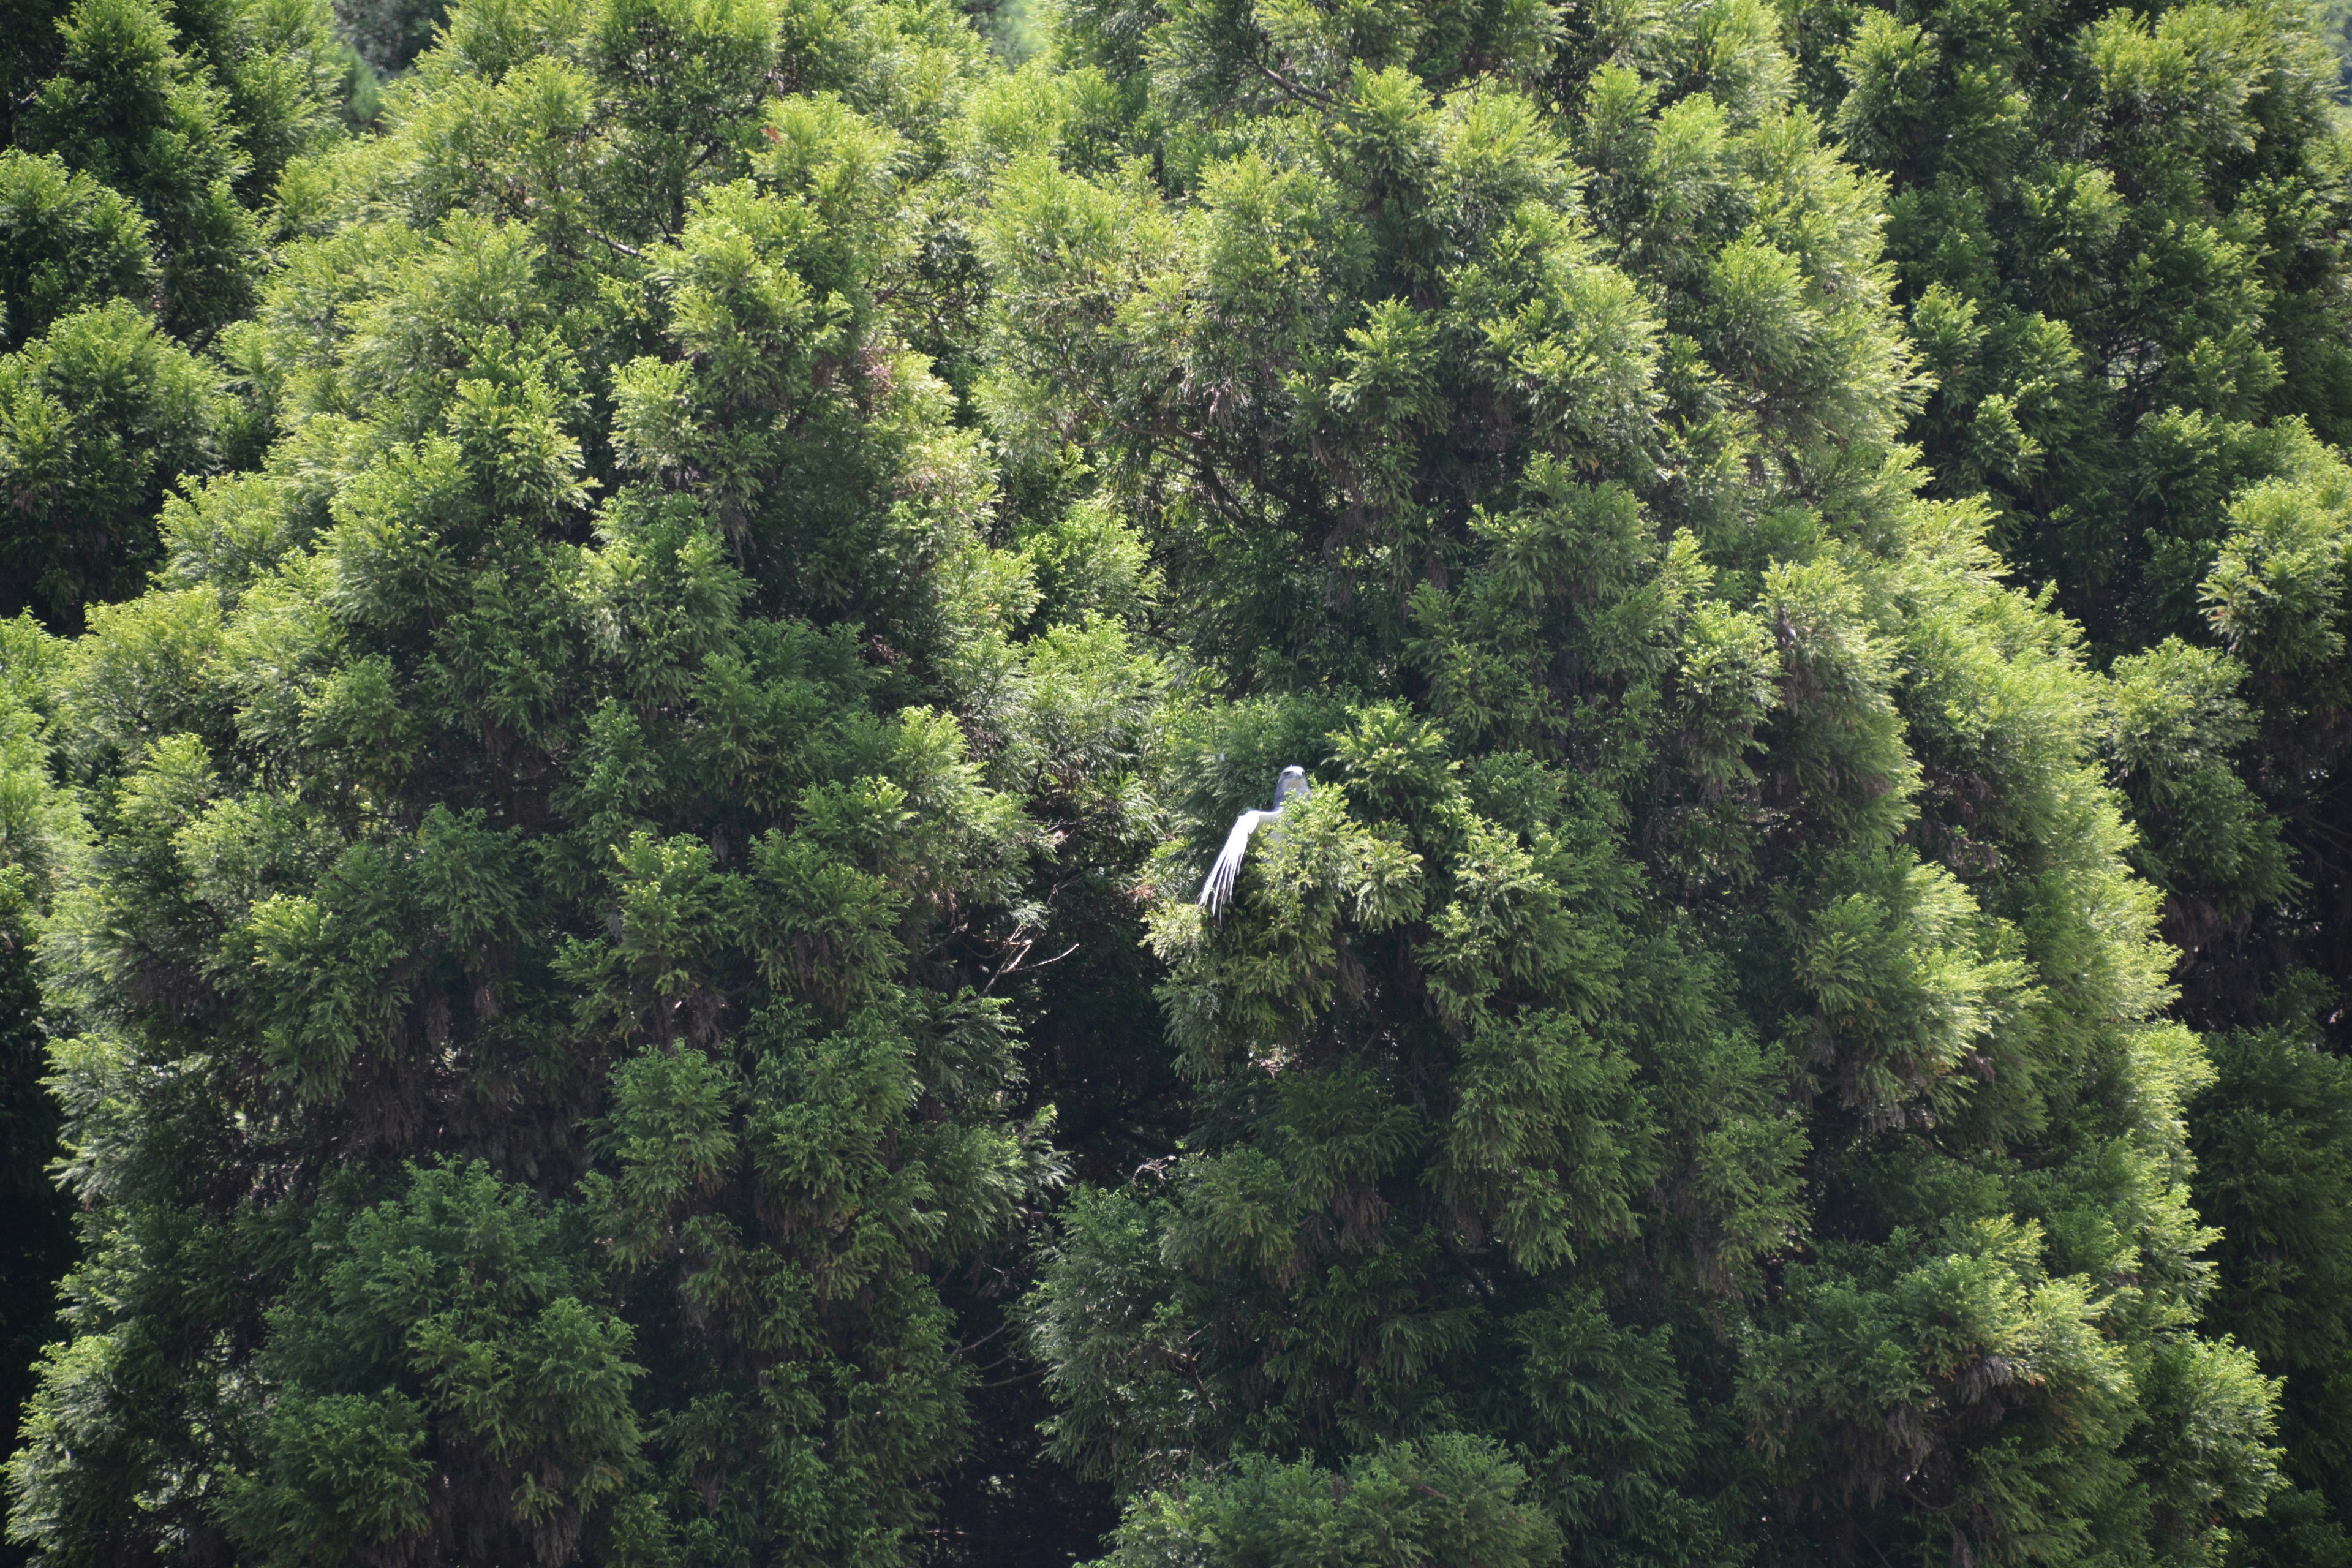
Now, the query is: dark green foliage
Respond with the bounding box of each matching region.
[1,0,1142,1557]
[335,0,446,74]
[987,0,2284,1560]
[1,0,2350,1557]
[1795,0,2352,1031]
[214,1161,646,1560]
[0,616,77,1556]
[20,0,262,337]
[1790,1,2352,1552]
[2190,993,2352,1566]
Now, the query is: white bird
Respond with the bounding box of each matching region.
[1199,766,1311,915]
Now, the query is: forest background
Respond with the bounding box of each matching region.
[3,0,2352,1558]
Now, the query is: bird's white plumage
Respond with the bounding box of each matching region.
[1200,810,1269,914]
[1198,766,1310,914]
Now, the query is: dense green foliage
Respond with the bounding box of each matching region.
[6,0,361,339]
[1792,0,2352,1035]
[0,0,356,1513]
[1787,1,2352,1553]
[2,0,1122,1558]
[0,0,366,633]
[983,0,2286,1559]
[0,616,78,1518]
[2190,998,2352,1566]
[2,0,2351,1559]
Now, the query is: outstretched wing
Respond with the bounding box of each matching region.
[1199,810,1268,914]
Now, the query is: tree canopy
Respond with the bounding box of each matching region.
[2,0,2351,1561]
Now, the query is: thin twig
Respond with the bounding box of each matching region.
[973,1366,1047,1390]
[1246,54,1338,107]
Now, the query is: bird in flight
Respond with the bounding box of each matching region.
[1199,766,1311,914]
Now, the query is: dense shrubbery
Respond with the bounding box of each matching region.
[1,0,2348,1561]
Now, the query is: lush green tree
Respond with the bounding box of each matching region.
[982,0,2284,1561]
[1790,0,2352,1030]
[0,0,1159,1558]
[10,0,357,339]
[0,0,263,636]
[2185,980,2352,1566]
[0,616,81,1562]
[0,0,369,644]
[1090,1434,1564,1568]
[2,0,2345,1560]
[1789,0,2352,1553]
[0,301,235,629]
[0,152,156,351]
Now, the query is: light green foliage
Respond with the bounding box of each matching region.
[1800,0,2352,1022]
[1793,2,2352,1545]
[998,0,2283,1560]
[0,303,228,628]
[2326,0,2352,91]
[1095,1435,1564,1568]
[0,153,155,351]
[2106,638,2293,938]
[0,0,366,636]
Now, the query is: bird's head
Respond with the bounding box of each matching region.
[1274,765,1309,806]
